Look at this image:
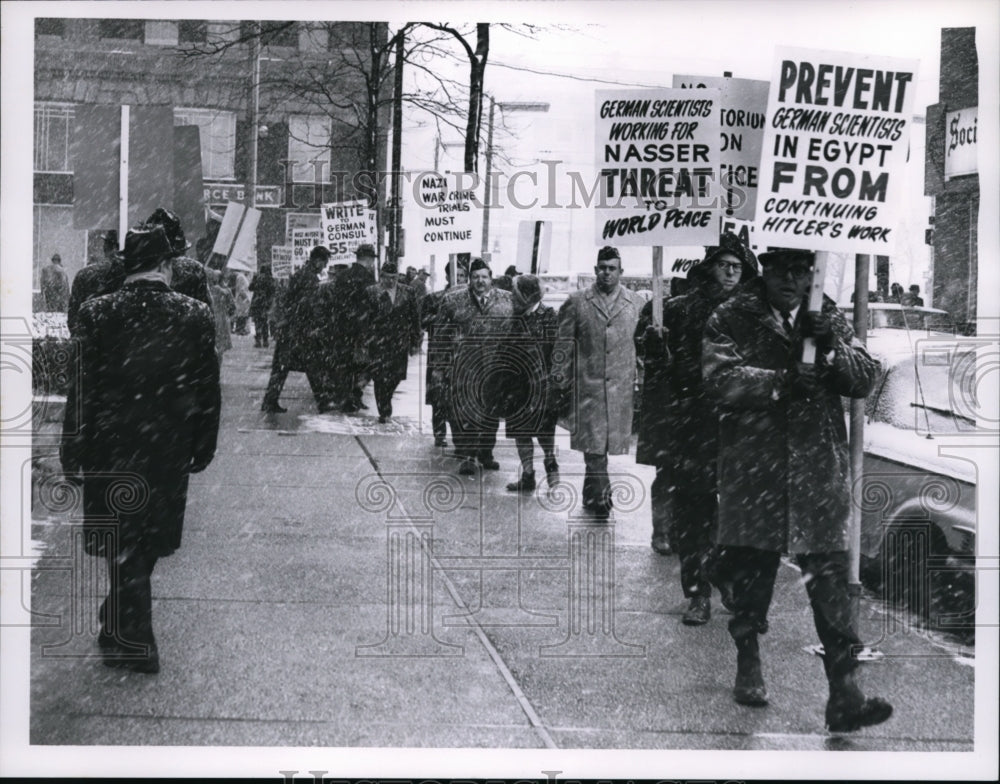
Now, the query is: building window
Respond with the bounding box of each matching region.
[98,19,144,40]
[179,20,208,44]
[174,108,236,180]
[35,18,66,37]
[298,24,329,54]
[241,21,298,48]
[288,114,332,182]
[145,20,178,46]
[34,103,74,174]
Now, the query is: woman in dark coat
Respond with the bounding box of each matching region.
[249,264,275,347]
[60,225,221,673]
[635,231,757,624]
[499,274,560,491]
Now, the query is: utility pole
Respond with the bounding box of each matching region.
[389,30,405,263]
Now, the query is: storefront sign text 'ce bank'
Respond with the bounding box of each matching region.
[204,182,282,208]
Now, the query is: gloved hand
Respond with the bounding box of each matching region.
[801,310,836,352]
[789,362,827,397]
[643,325,670,359]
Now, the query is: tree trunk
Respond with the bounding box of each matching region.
[463,23,489,174]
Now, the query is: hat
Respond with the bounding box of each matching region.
[512,273,542,309]
[120,225,174,274]
[416,267,429,277]
[698,231,759,281]
[469,257,491,275]
[145,208,190,255]
[758,248,815,268]
[51,253,62,263]
[597,246,620,263]
[380,261,398,274]
[309,245,331,262]
[504,265,520,277]
[355,243,376,259]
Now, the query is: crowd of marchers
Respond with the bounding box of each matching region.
[56,204,893,735]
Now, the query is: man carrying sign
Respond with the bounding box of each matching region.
[702,248,892,732]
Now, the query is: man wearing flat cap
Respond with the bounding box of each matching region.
[436,257,514,474]
[363,260,422,423]
[61,225,221,674]
[549,246,642,517]
[702,247,892,731]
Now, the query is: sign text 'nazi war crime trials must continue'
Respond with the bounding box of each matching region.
[756,46,918,254]
[596,87,722,247]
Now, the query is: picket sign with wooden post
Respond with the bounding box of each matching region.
[800,251,829,365]
[651,246,663,328]
[118,106,130,250]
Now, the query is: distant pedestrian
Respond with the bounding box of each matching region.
[233,270,251,334]
[206,268,235,363]
[40,253,70,312]
[60,224,221,674]
[635,231,756,622]
[549,246,641,517]
[903,284,924,307]
[888,282,904,303]
[703,247,891,731]
[423,260,468,447]
[498,274,560,492]
[436,258,513,475]
[364,261,422,423]
[249,264,275,348]
[260,246,331,413]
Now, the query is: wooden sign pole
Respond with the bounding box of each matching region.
[651,246,663,328]
[800,250,828,364]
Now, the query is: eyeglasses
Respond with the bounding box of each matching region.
[714,261,742,273]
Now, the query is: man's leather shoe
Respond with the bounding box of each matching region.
[651,537,672,556]
[458,459,476,476]
[682,595,711,626]
[733,635,768,706]
[478,455,500,470]
[826,696,893,732]
[506,471,536,492]
[261,401,287,413]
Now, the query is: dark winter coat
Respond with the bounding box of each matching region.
[702,278,880,554]
[61,279,221,558]
[550,284,641,455]
[433,286,514,420]
[498,304,559,437]
[248,271,275,319]
[634,281,731,490]
[329,263,376,366]
[422,288,449,406]
[274,264,322,371]
[67,255,212,337]
[364,282,421,384]
[41,262,70,312]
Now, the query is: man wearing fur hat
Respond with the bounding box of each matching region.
[550,246,641,517]
[702,247,892,732]
[635,231,756,623]
[61,225,221,674]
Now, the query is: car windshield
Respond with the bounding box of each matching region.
[868,351,978,434]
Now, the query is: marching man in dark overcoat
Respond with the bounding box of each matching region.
[702,247,892,731]
[61,224,221,673]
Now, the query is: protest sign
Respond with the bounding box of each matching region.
[286,212,321,244]
[291,228,324,268]
[595,88,721,247]
[755,47,918,254]
[320,200,377,262]
[270,246,293,280]
[674,76,769,220]
[945,106,978,179]
[414,172,483,253]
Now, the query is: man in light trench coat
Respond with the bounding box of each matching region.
[550,246,641,517]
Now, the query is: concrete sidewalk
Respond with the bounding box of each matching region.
[27,334,976,753]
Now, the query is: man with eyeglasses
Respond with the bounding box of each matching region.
[702,247,892,733]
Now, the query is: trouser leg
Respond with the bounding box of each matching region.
[431,405,447,441]
[650,466,672,547]
[674,490,718,598]
[263,349,289,406]
[514,437,534,472]
[725,546,781,640]
[582,452,610,507]
[795,552,862,682]
[374,375,397,418]
[103,545,159,656]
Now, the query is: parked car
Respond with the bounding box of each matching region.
[846,305,978,638]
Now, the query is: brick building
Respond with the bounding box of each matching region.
[924,27,979,329]
[33,17,389,293]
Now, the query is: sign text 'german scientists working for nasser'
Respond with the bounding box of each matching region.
[756,47,918,254]
[595,88,722,247]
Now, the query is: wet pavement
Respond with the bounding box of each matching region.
[19,333,981,774]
